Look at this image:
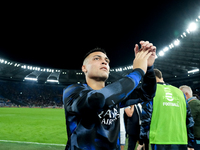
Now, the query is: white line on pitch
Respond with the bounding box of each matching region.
[0,140,65,146]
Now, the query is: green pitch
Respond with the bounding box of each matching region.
[0,107,140,150]
[0,107,67,150]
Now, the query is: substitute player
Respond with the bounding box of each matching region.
[139,69,194,150]
[63,41,156,150]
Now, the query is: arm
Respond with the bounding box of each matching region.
[63,68,144,115]
[186,101,195,148]
[123,40,156,106]
[125,105,134,117]
[140,65,156,100]
[189,100,199,121]
[120,66,156,107]
[139,101,153,144]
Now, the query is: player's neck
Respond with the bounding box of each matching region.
[156,77,164,83]
[86,77,105,90]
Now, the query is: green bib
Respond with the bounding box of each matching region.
[149,84,187,144]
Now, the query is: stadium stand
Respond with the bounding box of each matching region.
[0,79,64,107]
[0,18,199,108]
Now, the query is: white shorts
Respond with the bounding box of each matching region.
[120,108,126,145]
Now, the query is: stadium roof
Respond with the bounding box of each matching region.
[0,1,199,93]
[0,24,199,92]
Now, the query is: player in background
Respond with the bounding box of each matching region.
[139,69,194,150]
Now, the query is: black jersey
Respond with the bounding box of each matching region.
[63,67,156,150]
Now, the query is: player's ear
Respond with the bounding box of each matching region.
[82,65,87,74]
[185,92,189,96]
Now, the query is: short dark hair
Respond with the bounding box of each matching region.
[83,48,107,61]
[154,69,162,79]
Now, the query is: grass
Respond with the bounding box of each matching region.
[0,107,147,150]
[0,107,67,149]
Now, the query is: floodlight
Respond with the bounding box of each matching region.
[188,22,197,31]
[24,77,37,81]
[123,67,127,71]
[174,39,180,46]
[116,68,122,72]
[127,66,132,70]
[169,44,174,49]
[159,51,164,56]
[47,79,59,83]
[188,68,199,73]
[163,47,169,52]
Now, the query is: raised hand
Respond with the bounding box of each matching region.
[134,41,156,67]
[133,48,152,74]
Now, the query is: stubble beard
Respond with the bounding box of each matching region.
[90,71,109,82]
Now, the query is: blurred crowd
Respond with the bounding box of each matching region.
[0,80,65,107]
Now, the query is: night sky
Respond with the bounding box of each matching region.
[0,0,199,70]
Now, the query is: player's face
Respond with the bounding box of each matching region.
[82,52,110,81]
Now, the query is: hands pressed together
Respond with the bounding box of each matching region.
[133,41,156,73]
